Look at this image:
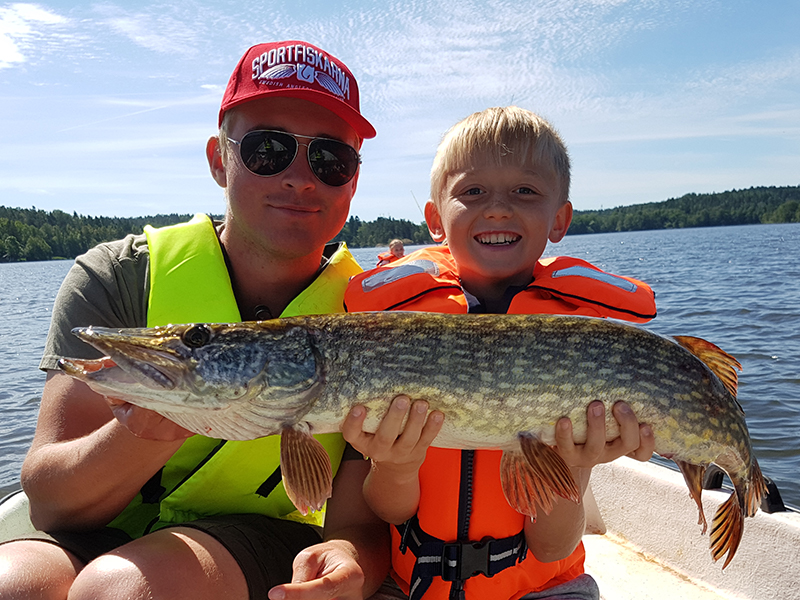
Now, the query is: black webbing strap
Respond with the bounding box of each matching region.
[140,468,166,504]
[255,466,283,498]
[396,516,527,600]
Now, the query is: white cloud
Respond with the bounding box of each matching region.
[0,3,67,68]
[92,3,208,56]
[1,0,797,220]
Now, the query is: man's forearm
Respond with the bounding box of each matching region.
[22,419,182,530]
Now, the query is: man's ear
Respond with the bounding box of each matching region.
[207,136,227,188]
[425,200,446,242]
[548,201,573,243]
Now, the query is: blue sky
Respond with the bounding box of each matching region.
[1,0,798,223]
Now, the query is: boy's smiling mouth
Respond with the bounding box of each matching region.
[475,232,521,245]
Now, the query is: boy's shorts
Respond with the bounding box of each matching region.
[521,574,600,600]
[369,573,599,600]
[2,514,322,600]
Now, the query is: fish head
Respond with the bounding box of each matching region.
[58,322,322,424]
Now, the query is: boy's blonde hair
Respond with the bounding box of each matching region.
[430,106,571,205]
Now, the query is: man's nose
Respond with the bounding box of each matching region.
[281,145,316,190]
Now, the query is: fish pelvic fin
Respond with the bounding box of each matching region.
[500,451,551,521]
[709,491,744,569]
[279,424,333,516]
[673,336,742,402]
[674,460,708,534]
[517,434,581,505]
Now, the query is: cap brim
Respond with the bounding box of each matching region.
[219,88,376,139]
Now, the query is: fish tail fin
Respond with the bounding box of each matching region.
[500,451,553,520]
[517,433,581,504]
[744,458,768,518]
[280,425,333,515]
[673,336,742,401]
[710,491,744,569]
[708,456,765,568]
[675,460,708,534]
[733,456,768,517]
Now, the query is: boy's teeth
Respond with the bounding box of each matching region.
[476,233,519,245]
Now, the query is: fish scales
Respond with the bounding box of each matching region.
[58,312,766,568]
[307,314,748,465]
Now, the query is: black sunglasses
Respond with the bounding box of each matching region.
[227,130,361,187]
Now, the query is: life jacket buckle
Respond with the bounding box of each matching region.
[441,540,491,581]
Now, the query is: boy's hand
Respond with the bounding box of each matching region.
[554,401,654,468]
[341,395,444,471]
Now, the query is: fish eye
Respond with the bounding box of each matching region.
[182,324,212,348]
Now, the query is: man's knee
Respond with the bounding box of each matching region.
[0,540,82,600]
[70,528,248,600]
[69,554,152,600]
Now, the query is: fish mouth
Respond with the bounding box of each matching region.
[63,326,184,391]
[59,355,176,390]
[59,356,118,377]
[474,232,521,246]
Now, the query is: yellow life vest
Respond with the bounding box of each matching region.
[106,214,362,537]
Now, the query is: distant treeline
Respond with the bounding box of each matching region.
[332,216,432,249]
[569,185,800,234]
[0,208,221,263]
[0,207,432,263]
[1,185,799,262]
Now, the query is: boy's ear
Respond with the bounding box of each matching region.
[207,136,227,188]
[425,200,447,242]
[548,201,573,243]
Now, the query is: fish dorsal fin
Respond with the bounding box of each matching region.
[279,424,333,515]
[673,336,742,400]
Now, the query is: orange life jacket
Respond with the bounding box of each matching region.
[345,245,656,600]
[377,251,401,267]
[348,245,656,322]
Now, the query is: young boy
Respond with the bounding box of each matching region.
[342,106,657,600]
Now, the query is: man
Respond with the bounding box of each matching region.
[0,40,388,600]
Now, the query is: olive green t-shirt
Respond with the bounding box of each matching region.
[39,233,150,371]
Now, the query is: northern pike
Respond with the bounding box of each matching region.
[58,312,766,568]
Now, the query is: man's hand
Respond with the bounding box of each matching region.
[268,540,364,600]
[106,398,194,441]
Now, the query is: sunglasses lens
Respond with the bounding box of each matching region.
[308,139,360,186]
[238,131,297,176]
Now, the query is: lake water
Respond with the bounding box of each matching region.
[1,223,798,509]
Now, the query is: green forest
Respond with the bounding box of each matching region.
[568,185,800,234]
[1,185,798,262]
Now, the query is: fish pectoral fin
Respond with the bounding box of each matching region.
[279,424,333,516]
[675,459,708,534]
[709,492,744,569]
[673,336,742,401]
[518,434,581,505]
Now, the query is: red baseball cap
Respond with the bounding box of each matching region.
[219,41,376,139]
